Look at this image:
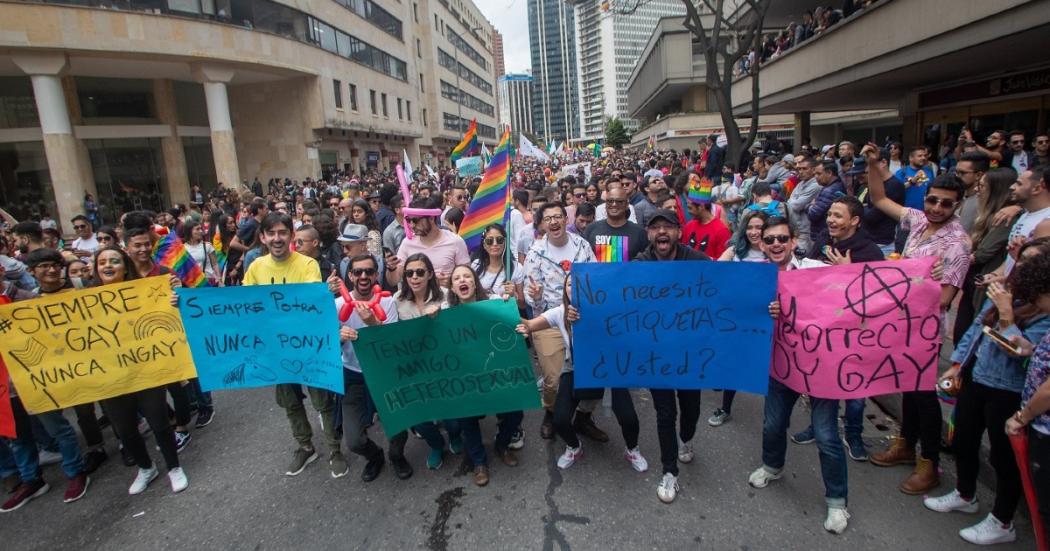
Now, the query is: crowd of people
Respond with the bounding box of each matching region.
[1,130,1050,545]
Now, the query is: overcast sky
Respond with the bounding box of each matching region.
[478,0,532,74]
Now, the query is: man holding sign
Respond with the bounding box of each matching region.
[632,209,710,504]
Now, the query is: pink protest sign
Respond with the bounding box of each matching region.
[771,257,942,399]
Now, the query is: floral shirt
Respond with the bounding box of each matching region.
[524,233,596,312]
[900,207,971,289]
[1022,331,1050,436]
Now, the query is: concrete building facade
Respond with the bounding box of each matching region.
[0,0,499,233]
[527,0,579,145]
[498,74,534,137]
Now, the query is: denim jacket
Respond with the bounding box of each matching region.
[951,300,1050,393]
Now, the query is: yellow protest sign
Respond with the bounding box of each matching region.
[0,276,196,413]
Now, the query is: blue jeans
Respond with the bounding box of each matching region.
[843,399,865,438]
[456,417,486,467]
[761,378,847,507]
[0,440,17,478]
[8,397,85,480]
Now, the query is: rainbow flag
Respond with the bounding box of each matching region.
[450,119,479,163]
[211,230,227,273]
[593,235,631,262]
[459,127,512,251]
[153,231,207,288]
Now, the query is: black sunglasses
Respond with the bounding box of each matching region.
[351,268,377,277]
[924,196,957,209]
[404,268,429,278]
[762,235,791,245]
[484,236,505,246]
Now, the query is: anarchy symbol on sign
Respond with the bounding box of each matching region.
[844,265,911,320]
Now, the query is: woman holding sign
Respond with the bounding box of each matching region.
[92,246,189,495]
[516,274,646,474]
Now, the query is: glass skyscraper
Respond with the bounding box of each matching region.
[528,0,579,144]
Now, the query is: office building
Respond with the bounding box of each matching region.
[498,74,534,136]
[527,0,579,144]
[492,31,506,80]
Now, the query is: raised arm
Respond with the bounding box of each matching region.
[862,143,905,222]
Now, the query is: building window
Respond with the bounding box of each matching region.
[333,79,343,109]
[406,100,412,121]
[348,83,358,111]
[370,89,377,115]
[419,73,425,92]
[331,0,403,40]
[381,93,388,117]
[446,28,488,71]
[440,80,495,117]
[397,98,403,120]
[416,38,422,58]
[412,2,418,23]
[437,49,493,95]
[422,108,428,127]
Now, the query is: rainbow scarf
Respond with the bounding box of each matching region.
[153,231,208,287]
[450,119,479,163]
[211,230,227,273]
[459,128,512,251]
[687,174,713,205]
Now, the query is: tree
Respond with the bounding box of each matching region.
[614,0,770,167]
[604,117,631,148]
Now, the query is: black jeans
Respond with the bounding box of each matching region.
[72,402,104,449]
[167,382,193,428]
[650,389,701,476]
[722,390,737,414]
[103,385,179,471]
[953,381,1022,523]
[342,371,407,460]
[902,390,941,464]
[552,372,639,449]
[1029,428,1050,547]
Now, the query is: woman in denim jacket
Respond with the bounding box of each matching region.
[923,241,1050,545]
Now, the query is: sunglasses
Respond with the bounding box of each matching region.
[606,199,627,205]
[924,196,957,209]
[351,268,377,277]
[574,193,586,198]
[484,236,505,246]
[762,235,791,245]
[74,224,88,230]
[97,235,113,242]
[404,268,429,278]
[34,262,63,271]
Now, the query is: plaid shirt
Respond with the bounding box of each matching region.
[524,233,596,312]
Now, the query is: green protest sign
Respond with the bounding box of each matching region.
[355,299,540,436]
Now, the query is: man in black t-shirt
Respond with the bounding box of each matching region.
[582,187,649,262]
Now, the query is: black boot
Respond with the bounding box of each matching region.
[540,410,555,440]
[573,411,609,443]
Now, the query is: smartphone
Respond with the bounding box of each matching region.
[983,325,1022,355]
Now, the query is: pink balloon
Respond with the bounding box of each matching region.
[396,164,415,240]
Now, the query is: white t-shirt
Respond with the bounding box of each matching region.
[470,258,526,295]
[1005,205,1050,274]
[540,305,572,368]
[516,223,535,258]
[594,202,637,223]
[72,235,99,254]
[185,241,217,278]
[336,295,400,372]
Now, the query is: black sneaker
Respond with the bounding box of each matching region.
[82,449,109,475]
[174,431,192,453]
[361,455,385,482]
[508,429,525,451]
[390,455,413,480]
[194,410,215,429]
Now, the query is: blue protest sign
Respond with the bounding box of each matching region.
[455,156,483,177]
[177,283,343,393]
[572,261,777,393]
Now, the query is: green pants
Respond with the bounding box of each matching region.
[274,384,340,453]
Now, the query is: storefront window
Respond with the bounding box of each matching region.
[0,77,40,129]
[0,142,56,222]
[76,77,157,122]
[183,137,217,192]
[86,138,166,222]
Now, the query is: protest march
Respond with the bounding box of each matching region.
[2,125,1050,548]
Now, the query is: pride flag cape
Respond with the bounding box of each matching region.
[211,230,227,273]
[459,127,512,251]
[450,119,479,163]
[153,231,207,288]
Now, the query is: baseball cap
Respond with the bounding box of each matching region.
[337,224,369,243]
[846,156,867,175]
[647,209,680,227]
[782,154,796,164]
[820,144,834,154]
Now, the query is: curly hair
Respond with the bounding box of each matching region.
[1011,250,1050,306]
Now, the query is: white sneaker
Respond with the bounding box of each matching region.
[959,513,1016,545]
[128,466,158,495]
[677,442,694,463]
[657,473,679,503]
[168,467,188,493]
[748,466,782,488]
[557,446,582,469]
[824,507,850,534]
[924,489,979,513]
[624,447,648,472]
[38,450,62,466]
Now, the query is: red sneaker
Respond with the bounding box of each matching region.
[63,473,90,503]
[0,479,49,512]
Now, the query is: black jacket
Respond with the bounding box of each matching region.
[809,230,884,263]
[634,243,711,262]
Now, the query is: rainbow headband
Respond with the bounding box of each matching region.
[687,175,713,205]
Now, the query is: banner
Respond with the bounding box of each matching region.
[572,261,777,393]
[354,300,540,436]
[519,134,550,162]
[0,276,196,413]
[455,156,483,177]
[772,258,942,399]
[558,162,592,181]
[178,283,343,394]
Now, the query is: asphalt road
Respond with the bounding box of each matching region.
[0,384,1035,550]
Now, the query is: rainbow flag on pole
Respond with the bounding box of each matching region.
[459,127,512,251]
[450,119,479,163]
[211,230,227,273]
[153,231,208,287]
